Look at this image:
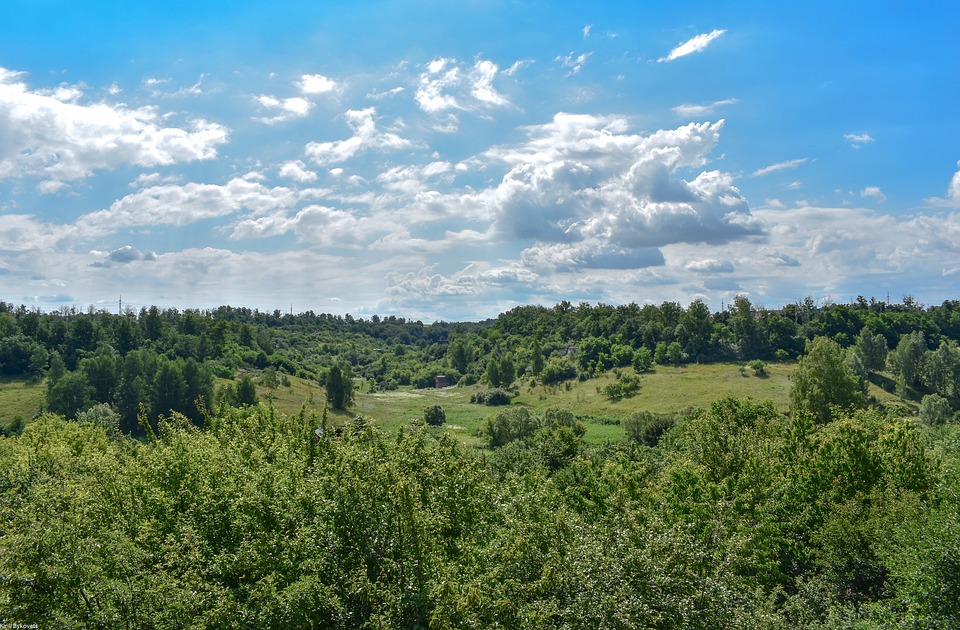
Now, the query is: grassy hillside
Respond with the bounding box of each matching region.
[251,362,799,447]
[0,378,45,430]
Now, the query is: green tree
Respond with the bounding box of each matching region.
[790,336,867,423]
[853,326,888,373]
[890,331,926,388]
[632,346,654,372]
[676,298,713,361]
[919,394,952,426]
[46,370,92,419]
[235,374,258,406]
[423,404,446,426]
[530,337,545,376]
[325,364,353,410]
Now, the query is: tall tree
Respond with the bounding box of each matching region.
[790,336,866,423]
[325,364,354,410]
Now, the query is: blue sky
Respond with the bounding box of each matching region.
[1,1,958,320]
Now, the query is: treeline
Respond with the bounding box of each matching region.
[3,296,960,430]
[2,399,958,626]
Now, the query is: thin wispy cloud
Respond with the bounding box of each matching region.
[753,158,809,177]
[673,98,738,117]
[658,29,726,62]
[844,132,875,148]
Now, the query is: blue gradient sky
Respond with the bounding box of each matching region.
[1,1,958,319]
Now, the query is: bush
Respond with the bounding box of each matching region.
[748,360,766,376]
[423,404,446,426]
[603,374,641,400]
[919,394,952,426]
[623,410,675,447]
[470,388,511,406]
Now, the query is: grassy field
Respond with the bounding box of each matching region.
[2,361,908,444]
[0,378,46,429]
[254,362,801,447]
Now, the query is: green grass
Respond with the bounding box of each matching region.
[0,377,46,430]
[246,362,800,447]
[3,360,898,443]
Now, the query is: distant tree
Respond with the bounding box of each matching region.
[677,298,713,361]
[889,331,926,388]
[790,336,866,423]
[530,337,545,376]
[47,371,92,419]
[423,404,446,426]
[853,326,889,373]
[623,410,675,447]
[499,353,516,388]
[325,364,354,410]
[919,394,952,426]
[235,375,258,407]
[485,357,502,388]
[632,346,654,373]
[540,357,577,385]
[667,341,685,366]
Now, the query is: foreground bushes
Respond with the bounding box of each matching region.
[1,400,958,627]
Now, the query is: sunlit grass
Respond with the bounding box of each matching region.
[0,377,46,429]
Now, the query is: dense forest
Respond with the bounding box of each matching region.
[1,295,960,626]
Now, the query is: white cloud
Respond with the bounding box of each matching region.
[659,29,726,62]
[753,158,809,177]
[75,177,299,237]
[298,73,338,94]
[844,132,875,147]
[556,51,592,75]
[255,94,313,123]
[583,24,592,38]
[0,66,227,189]
[685,259,734,273]
[304,107,414,165]
[367,86,405,100]
[416,115,760,274]
[414,58,512,131]
[861,186,886,203]
[673,98,738,118]
[925,161,960,208]
[278,160,318,183]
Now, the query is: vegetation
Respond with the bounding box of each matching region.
[1,295,960,625]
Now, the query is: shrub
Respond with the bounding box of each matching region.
[470,388,511,406]
[603,374,641,400]
[423,404,446,426]
[623,410,675,447]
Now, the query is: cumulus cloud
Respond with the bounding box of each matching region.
[304,107,413,165]
[255,94,312,123]
[0,66,227,190]
[298,73,338,94]
[659,29,726,62]
[685,259,734,273]
[75,177,299,237]
[673,98,738,118]
[753,158,809,177]
[861,186,886,203]
[925,162,960,208]
[90,245,158,267]
[415,58,513,131]
[278,160,318,183]
[844,132,875,147]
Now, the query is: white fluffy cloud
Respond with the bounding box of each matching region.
[659,29,726,62]
[298,73,338,94]
[76,177,300,237]
[304,107,413,165]
[415,58,512,131]
[0,66,228,190]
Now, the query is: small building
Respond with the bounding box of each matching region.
[435,374,451,389]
